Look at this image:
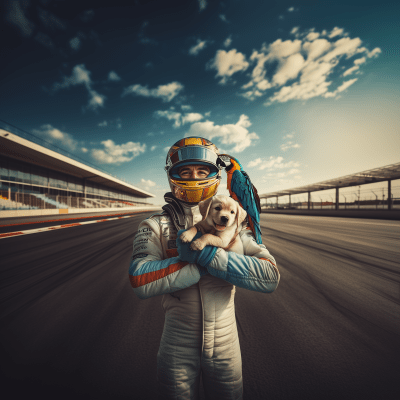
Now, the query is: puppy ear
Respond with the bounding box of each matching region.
[236,203,247,229]
[198,197,213,219]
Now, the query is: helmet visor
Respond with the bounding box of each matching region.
[167,146,219,171]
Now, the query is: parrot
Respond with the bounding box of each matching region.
[217,154,263,244]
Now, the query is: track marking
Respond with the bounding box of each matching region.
[0,212,150,240]
[0,211,151,228]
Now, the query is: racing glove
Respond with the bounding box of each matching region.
[176,229,217,273]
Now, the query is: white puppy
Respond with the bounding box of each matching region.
[180,195,247,254]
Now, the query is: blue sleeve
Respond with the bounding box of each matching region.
[206,228,280,293]
[129,219,203,300]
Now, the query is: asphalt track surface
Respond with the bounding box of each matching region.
[1,212,399,400]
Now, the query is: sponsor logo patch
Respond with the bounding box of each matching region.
[131,253,147,261]
[134,245,148,252]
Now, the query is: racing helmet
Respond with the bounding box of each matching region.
[165,137,222,203]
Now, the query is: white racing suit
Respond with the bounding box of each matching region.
[129,202,279,400]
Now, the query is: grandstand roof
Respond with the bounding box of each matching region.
[259,162,400,198]
[0,128,155,198]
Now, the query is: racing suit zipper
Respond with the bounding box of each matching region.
[198,280,205,356]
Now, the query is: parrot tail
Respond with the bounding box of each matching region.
[248,215,263,245]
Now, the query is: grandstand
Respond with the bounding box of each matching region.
[0,123,157,217]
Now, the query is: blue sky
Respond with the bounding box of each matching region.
[2,0,399,205]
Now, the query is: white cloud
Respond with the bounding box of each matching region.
[288,7,295,12]
[186,114,258,153]
[70,37,81,51]
[137,178,156,193]
[291,26,299,35]
[305,32,320,42]
[91,140,146,164]
[223,36,232,48]
[52,64,105,110]
[249,156,300,171]
[189,39,208,56]
[321,37,362,63]
[336,78,358,92]
[98,121,107,127]
[154,110,203,128]
[198,0,207,11]
[343,56,367,77]
[154,110,182,128]
[343,65,359,77]
[322,78,358,98]
[123,81,184,102]
[88,89,106,110]
[367,48,381,58]
[328,27,345,38]
[32,124,78,151]
[181,105,192,111]
[280,141,300,151]
[248,158,262,168]
[141,179,156,187]
[280,131,300,151]
[182,113,204,124]
[164,146,170,152]
[219,14,228,23]
[5,0,34,37]
[108,71,121,81]
[241,81,253,90]
[235,28,380,104]
[354,57,366,65]
[266,38,302,59]
[207,49,249,84]
[303,39,331,61]
[81,147,88,153]
[151,146,157,151]
[273,53,305,85]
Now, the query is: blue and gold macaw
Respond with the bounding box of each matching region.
[218,155,263,244]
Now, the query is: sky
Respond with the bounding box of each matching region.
[1,0,400,205]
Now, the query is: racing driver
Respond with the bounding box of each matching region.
[129,137,280,400]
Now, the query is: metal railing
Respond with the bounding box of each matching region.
[263,202,400,210]
[0,191,148,210]
[262,181,400,210]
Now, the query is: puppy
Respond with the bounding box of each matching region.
[180,195,247,254]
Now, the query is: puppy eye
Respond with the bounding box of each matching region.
[215,206,221,211]
[231,210,235,214]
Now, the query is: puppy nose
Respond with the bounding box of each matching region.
[221,216,229,223]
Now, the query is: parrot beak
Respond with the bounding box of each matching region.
[217,154,234,170]
[216,157,227,169]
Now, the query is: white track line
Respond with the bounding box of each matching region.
[0,215,139,240]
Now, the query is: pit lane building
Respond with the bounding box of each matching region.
[260,162,400,210]
[0,123,156,217]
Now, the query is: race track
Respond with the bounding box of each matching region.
[1,212,399,400]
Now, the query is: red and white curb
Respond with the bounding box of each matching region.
[0,214,140,240]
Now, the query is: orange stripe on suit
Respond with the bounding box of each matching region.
[259,257,276,267]
[130,261,189,288]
